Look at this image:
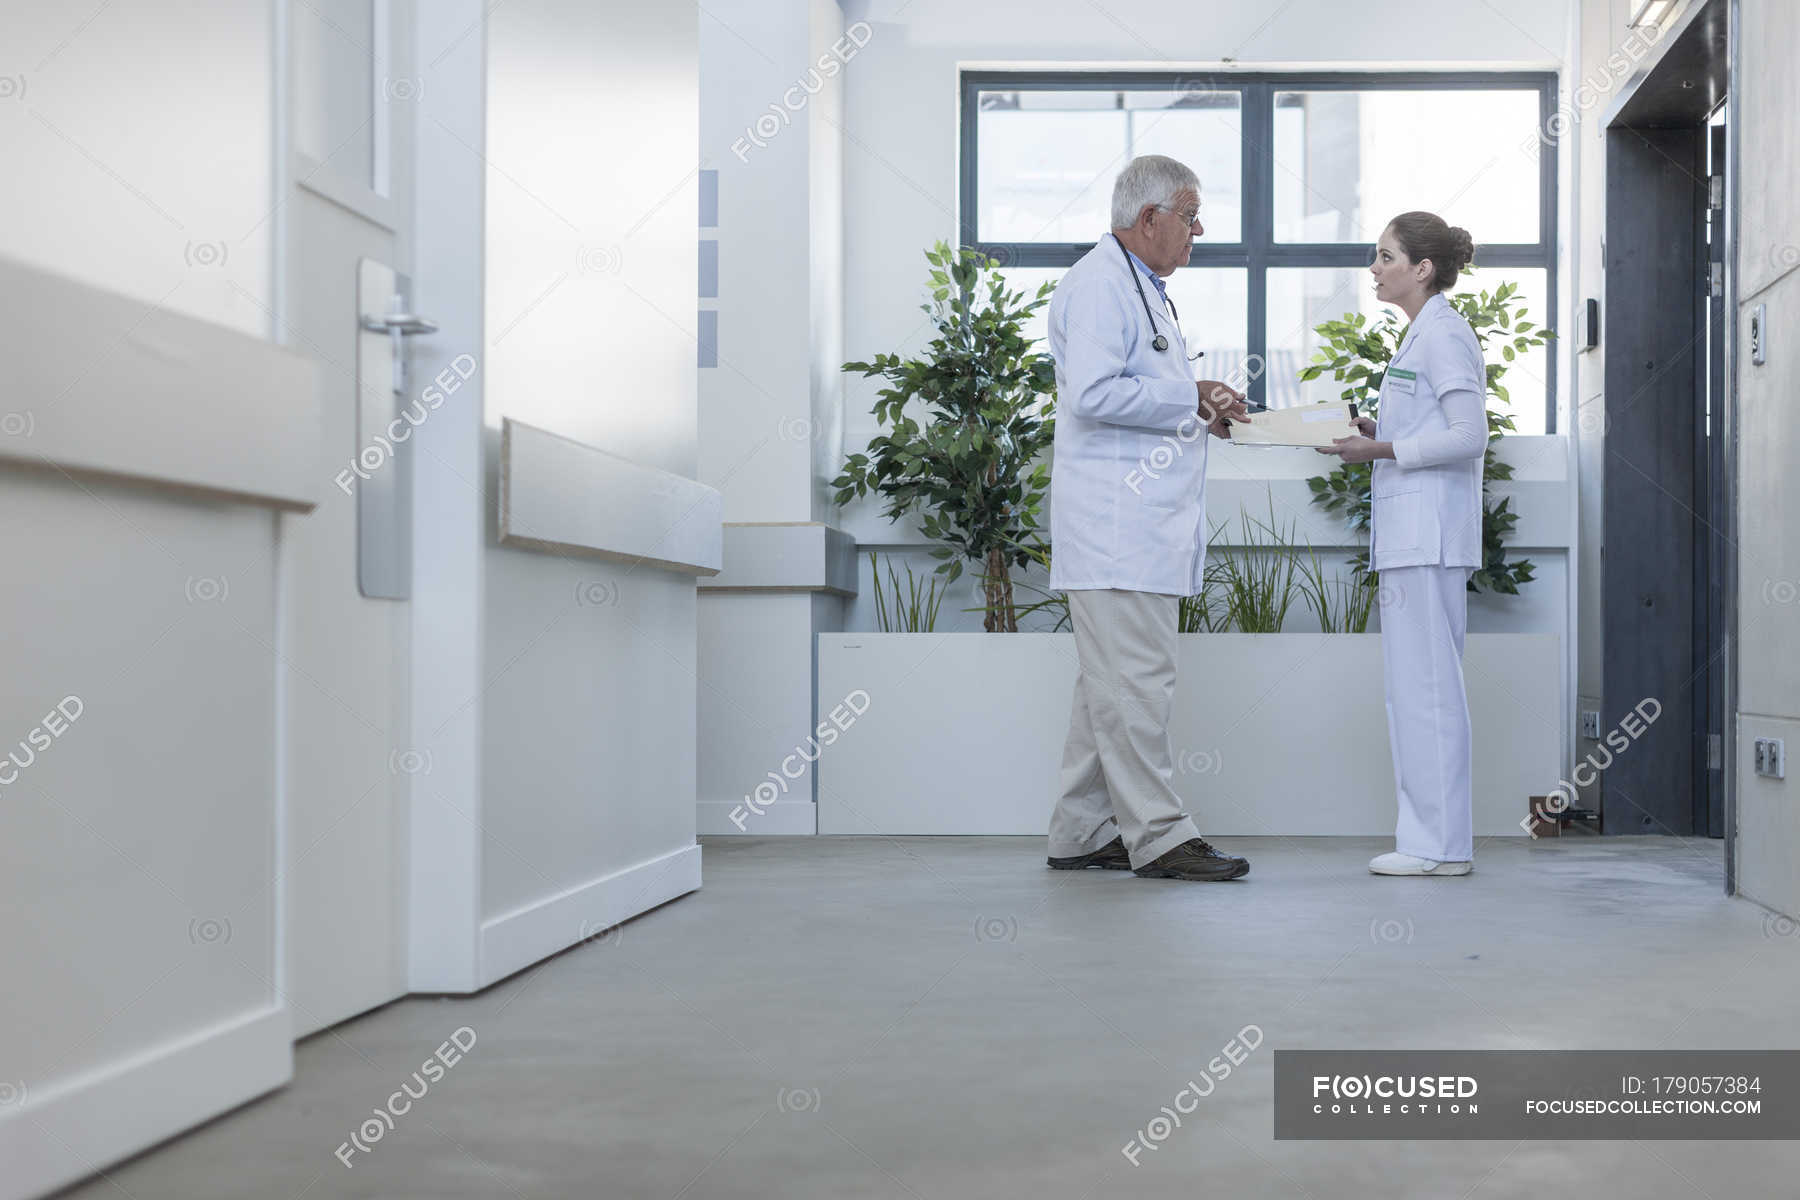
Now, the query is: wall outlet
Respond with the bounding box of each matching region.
[1754,737,1786,779]
[1580,710,1601,739]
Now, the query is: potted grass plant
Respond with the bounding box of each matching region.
[866,551,946,633]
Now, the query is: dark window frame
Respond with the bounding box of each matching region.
[959,70,1560,430]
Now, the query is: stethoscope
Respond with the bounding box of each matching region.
[1115,235,1203,361]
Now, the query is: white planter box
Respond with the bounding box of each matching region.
[816,633,1561,837]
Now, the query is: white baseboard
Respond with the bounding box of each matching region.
[478,844,702,987]
[0,1006,291,1200]
[698,799,818,835]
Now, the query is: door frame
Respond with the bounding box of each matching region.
[1597,0,1738,883]
[1722,0,1741,893]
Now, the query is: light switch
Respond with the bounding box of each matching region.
[1754,737,1785,779]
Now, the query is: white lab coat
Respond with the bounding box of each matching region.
[1370,291,1488,571]
[1047,235,1208,595]
[1371,291,1489,863]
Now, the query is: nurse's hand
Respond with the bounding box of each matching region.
[1350,416,1377,438]
[1315,432,1394,463]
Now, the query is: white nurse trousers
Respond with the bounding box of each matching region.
[1379,564,1474,863]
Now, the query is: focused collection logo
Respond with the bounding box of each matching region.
[1311,1073,1479,1116]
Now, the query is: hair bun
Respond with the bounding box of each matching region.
[1448,226,1475,269]
[1386,211,1474,291]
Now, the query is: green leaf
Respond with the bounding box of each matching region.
[834,243,1060,629]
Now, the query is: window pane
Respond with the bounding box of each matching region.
[294,0,375,187]
[1266,268,1384,409]
[1266,267,1548,433]
[1273,90,1540,243]
[1451,268,1549,436]
[1163,268,1249,369]
[1003,267,1249,395]
[977,89,1242,244]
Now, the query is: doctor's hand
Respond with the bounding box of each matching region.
[1196,381,1248,424]
[1350,416,1377,438]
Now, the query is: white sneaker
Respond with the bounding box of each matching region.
[1369,852,1472,876]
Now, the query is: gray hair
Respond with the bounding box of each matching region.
[1110,155,1199,230]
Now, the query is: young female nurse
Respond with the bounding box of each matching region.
[1317,212,1486,877]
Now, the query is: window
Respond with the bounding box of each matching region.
[961,73,1558,432]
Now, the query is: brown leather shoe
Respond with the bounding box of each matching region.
[1133,837,1249,881]
[1047,836,1132,871]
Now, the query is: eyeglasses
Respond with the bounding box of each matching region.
[1157,204,1202,228]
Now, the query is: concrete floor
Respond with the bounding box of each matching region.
[55,835,1800,1199]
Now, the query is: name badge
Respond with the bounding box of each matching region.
[1384,367,1417,396]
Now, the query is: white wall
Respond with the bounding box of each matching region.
[0,0,273,338]
[485,2,699,479]
[477,0,703,959]
[698,0,850,521]
[698,590,830,833]
[696,0,858,834]
[1731,0,1800,919]
[806,0,850,521]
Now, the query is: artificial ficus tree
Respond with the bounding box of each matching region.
[833,241,1056,631]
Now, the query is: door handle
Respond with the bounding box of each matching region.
[358,312,439,336]
[359,298,437,395]
[354,261,424,600]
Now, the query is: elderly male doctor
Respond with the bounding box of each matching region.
[1043,155,1252,883]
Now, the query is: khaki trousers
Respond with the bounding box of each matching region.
[1048,589,1203,869]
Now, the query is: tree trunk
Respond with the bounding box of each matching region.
[983,546,1016,632]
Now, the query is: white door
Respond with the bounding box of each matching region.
[280,0,419,1035]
